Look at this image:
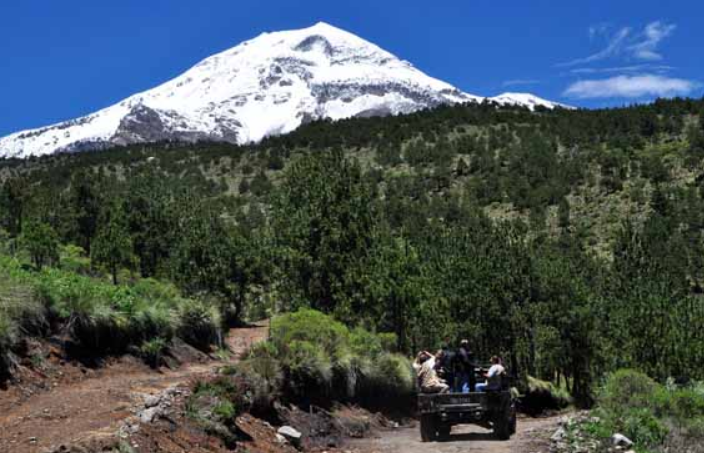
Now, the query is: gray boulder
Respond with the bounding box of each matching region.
[278,426,303,448]
[612,433,634,448]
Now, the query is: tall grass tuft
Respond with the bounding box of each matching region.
[176,299,222,352]
[0,311,17,376]
[0,276,47,336]
[1,272,47,377]
[1,254,222,361]
[264,309,413,409]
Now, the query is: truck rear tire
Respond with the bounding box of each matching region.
[420,415,437,442]
[493,414,512,440]
[437,423,451,441]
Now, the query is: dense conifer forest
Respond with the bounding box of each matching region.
[2,97,704,408]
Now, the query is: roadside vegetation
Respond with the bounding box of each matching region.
[566,370,704,453]
[1,98,704,410]
[0,252,223,376]
[186,309,414,445]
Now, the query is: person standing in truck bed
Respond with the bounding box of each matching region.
[413,351,450,394]
[435,343,456,391]
[455,339,477,392]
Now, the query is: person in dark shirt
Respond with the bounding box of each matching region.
[435,344,456,392]
[455,339,477,393]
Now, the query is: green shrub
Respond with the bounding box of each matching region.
[176,299,222,352]
[361,353,415,398]
[247,310,414,410]
[33,270,177,354]
[223,358,283,414]
[186,378,241,448]
[246,340,279,360]
[271,309,350,360]
[282,340,333,401]
[188,378,242,421]
[378,332,398,353]
[0,312,14,349]
[140,337,168,368]
[619,408,668,448]
[33,271,121,352]
[330,351,367,401]
[131,278,182,303]
[111,287,176,344]
[0,311,17,376]
[19,220,59,270]
[0,276,47,336]
[600,369,661,416]
[522,376,573,414]
[594,369,704,451]
[213,400,237,421]
[654,387,704,421]
[59,245,91,275]
[349,327,384,358]
[130,302,175,342]
[0,249,222,362]
[36,271,104,321]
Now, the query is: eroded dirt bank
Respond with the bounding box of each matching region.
[0,323,268,453]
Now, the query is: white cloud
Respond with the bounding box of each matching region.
[502,79,540,87]
[559,21,676,67]
[569,65,675,75]
[563,75,700,99]
[559,27,631,67]
[628,21,676,61]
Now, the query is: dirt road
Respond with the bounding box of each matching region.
[349,414,560,453]
[0,323,269,453]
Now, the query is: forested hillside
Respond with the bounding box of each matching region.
[2,98,704,406]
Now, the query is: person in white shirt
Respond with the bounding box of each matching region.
[476,356,505,392]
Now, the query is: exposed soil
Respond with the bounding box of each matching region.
[346,414,562,453]
[0,322,269,453]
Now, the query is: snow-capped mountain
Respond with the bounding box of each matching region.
[0,22,564,159]
[489,92,570,110]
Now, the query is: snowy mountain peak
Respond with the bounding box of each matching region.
[0,23,563,159]
[489,92,573,110]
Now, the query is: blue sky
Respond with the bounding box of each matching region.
[1,0,702,136]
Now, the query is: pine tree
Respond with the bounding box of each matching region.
[92,201,134,285]
[0,178,27,237]
[68,170,102,253]
[20,219,59,270]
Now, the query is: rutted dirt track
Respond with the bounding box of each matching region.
[0,323,269,453]
[348,415,561,453]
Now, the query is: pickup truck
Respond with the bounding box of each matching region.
[417,389,517,442]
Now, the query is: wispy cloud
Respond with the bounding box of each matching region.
[627,21,676,61]
[558,21,676,67]
[502,79,540,87]
[588,23,611,41]
[559,27,631,67]
[563,74,700,99]
[568,64,675,75]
